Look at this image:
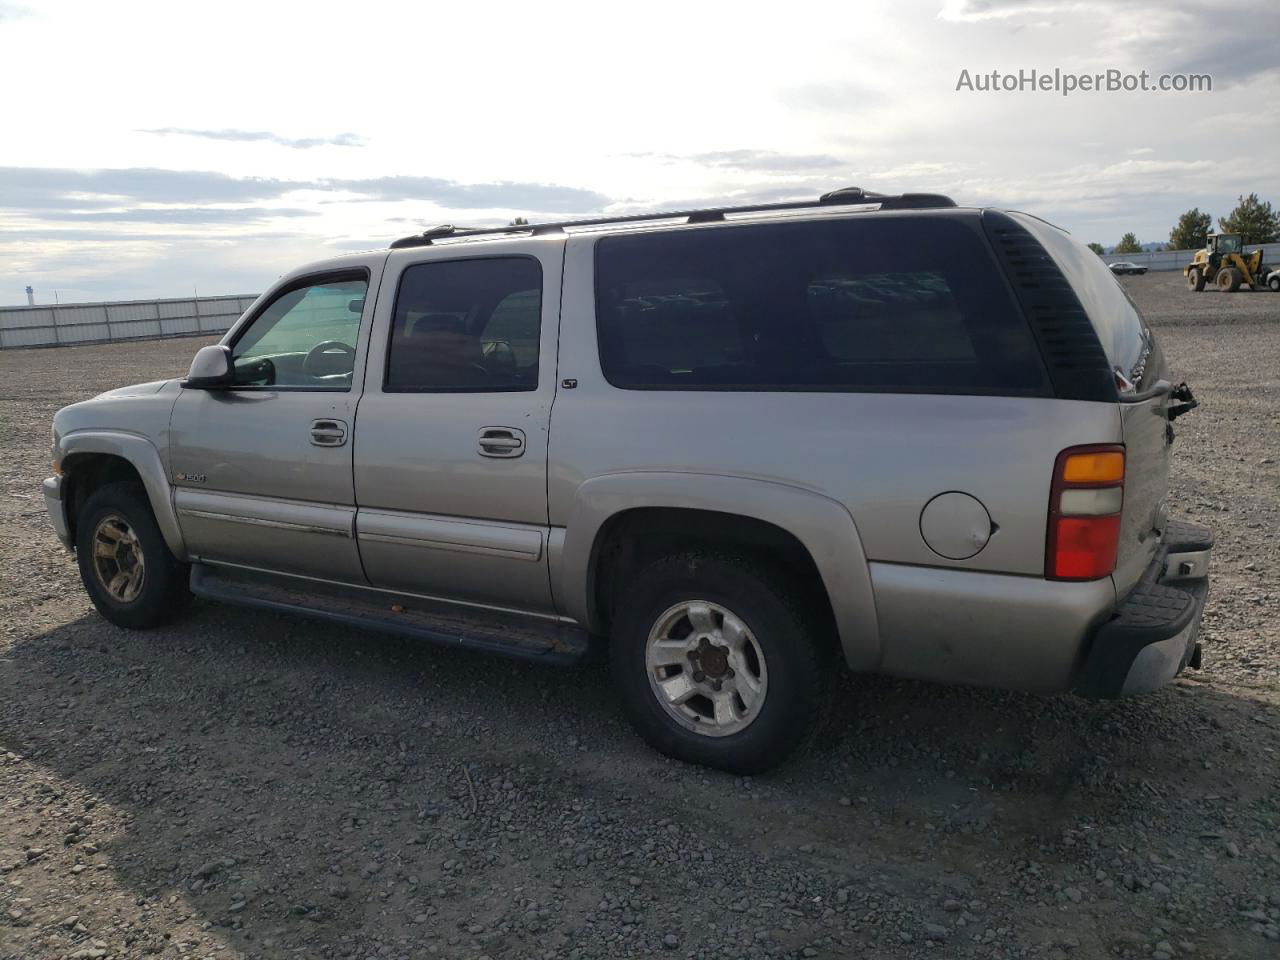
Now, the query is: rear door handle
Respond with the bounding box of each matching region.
[310,418,348,447]
[478,426,525,458]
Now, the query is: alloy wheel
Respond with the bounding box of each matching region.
[91,514,146,603]
[645,600,768,738]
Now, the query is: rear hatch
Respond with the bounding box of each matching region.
[1009,213,1174,596]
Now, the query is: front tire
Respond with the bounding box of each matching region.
[76,481,190,629]
[1217,267,1242,292]
[1269,276,1280,292]
[610,552,824,774]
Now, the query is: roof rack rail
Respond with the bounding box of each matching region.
[387,186,957,249]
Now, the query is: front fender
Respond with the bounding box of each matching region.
[555,472,880,670]
[60,430,186,558]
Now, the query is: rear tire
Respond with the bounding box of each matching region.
[1187,268,1205,291]
[610,552,824,774]
[76,481,190,629]
[1269,276,1280,292]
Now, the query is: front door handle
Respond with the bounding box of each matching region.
[478,426,525,458]
[310,418,348,447]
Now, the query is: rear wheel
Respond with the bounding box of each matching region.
[1269,275,1280,292]
[1216,267,1242,292]
[610,552,824,774]
[76,482,190,629]
[1187,268,1205,291]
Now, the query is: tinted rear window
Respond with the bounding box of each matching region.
[1013,214,1151,388]
[594,216,1049,394]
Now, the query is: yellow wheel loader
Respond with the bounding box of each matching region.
[1184,233,1271,292]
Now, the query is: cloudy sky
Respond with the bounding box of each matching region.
[2,0,1277,304]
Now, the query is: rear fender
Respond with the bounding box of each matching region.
[556,472,880,669]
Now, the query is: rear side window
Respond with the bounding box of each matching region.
[1013,214,1152,389]
[594,216,1049,394]
[386,257,542,392]
[809,272,976,363]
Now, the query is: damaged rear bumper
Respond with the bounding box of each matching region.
[1075,519,1213,698]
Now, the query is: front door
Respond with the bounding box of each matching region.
[353,240,563,614]
[170,262,383,582]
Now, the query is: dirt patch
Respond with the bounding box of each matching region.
[2,286,1278,959]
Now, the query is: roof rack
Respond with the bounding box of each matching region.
[388,187,957,249]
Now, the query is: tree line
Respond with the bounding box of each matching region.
[1091,193,1279,255]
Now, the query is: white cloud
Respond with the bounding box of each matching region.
[141,129,366,149]
[937,0,1072,22]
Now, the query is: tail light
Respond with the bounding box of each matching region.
[1046,444,1125,581]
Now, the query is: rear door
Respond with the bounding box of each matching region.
[1015,214,1171,593]
[353,237,564,615]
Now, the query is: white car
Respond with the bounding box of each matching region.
[1266,269,1280,292]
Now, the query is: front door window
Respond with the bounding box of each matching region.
[231,276,367,388]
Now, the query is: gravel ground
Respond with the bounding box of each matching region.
[1,273,1278,960]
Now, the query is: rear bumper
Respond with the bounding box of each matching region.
[870,562,1118,692]
[1075,519,1213,698]
[43,475,72,548]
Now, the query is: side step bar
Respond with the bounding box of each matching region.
[190,563,589,664]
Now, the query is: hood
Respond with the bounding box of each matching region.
[92,379,175,400]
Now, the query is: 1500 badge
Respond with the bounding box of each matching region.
[175,472,206,484]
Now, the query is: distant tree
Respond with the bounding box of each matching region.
[1168,208,1213,250]
[510,216,529,226]
[1113,233,1143,255]
[1086,242,1105,255]
[1218,194,1280,245]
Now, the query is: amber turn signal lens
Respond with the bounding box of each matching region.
[1061,451,1125,484]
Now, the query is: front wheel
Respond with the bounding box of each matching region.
[1269,276,1280,292]
[76,481,190,629]
[610,553,824,774]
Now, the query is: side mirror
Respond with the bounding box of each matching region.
[183,345,235,389]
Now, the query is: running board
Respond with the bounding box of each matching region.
[190,563,589,664]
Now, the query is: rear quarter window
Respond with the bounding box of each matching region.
[1012,213,1152,387]
[594,215,1050,395]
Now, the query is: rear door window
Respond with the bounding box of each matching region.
[385,257,542,392]
[594,216,1048,394]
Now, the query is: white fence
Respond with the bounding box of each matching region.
[1103,242,1280,273]
[0,294,259,350]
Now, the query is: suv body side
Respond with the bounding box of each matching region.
[45,204,1203,706]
